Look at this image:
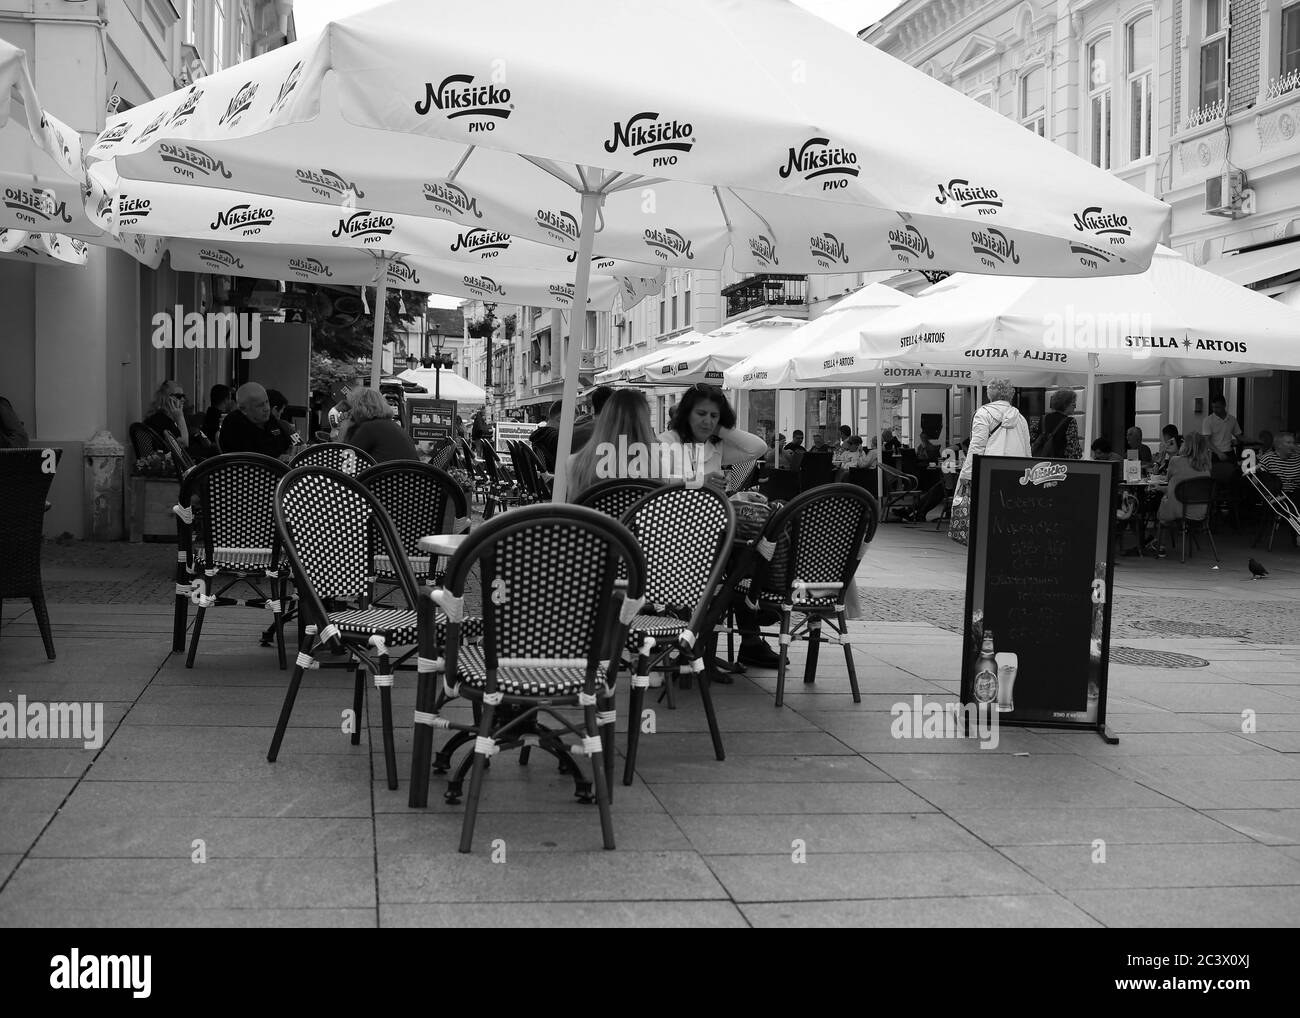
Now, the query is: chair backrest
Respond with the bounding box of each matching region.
[178,453,288,571]
[1175,476,1215,511]
[0,448,62,597]
[508,440,550,500]
[290,442,376,476]
[760,484,879,603]
[573,477,661,519]
[622,483,735,617]
[129,422,167,461]
[161,429,197,477]
[429,439,457,472]
[276,466,418,623]
[359,461,469,559]
[799,451,836,491]
[436,504,645,669]
[725,459,759,495]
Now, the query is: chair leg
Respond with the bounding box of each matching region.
[268,626,316,762]
[598,689,617,801]
[693,658,726,762]
[1206,526,1220,563]
[458,701,498,853]
[172,578,189,654]
[272,578,287,670]
[351,667,365,746]
[409,659,441,808]
[374,644,399,791]
[803,617,822,686]
[774,603,793,708]
[185,604,208,668]
[583,702,615,850]
[31,589,55,661]
[838,610,861,703]
[623,646,651,786]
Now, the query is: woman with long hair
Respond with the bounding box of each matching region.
[657,383,768,488]
[566,388,656,499]
[1152,432,1213,556]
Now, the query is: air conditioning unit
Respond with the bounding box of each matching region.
[1204,171,1248,217]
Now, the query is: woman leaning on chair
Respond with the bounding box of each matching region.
[336,387,420,463]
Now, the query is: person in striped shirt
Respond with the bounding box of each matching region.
[1259,433,1300,495]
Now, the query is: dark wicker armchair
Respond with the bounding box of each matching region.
[0,447,63,659]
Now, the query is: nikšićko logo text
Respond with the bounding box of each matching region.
[416,73,513,133]
[604,112,695,166]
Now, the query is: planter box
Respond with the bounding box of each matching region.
[129,476,180,543]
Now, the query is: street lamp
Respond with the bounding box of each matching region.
[405,353,419,372]
[427,327,455,400]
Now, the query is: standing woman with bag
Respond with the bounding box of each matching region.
[1032,389,1083,459]
[949,378,1033,545]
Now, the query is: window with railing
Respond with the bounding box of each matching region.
[1285,2,1300,77]
[721,274,807,319]
[1200,0,1227,108]
[1088,35,1112,169]
[1127,13,1153,160]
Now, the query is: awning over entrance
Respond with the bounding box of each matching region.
[1201,239,1300,286]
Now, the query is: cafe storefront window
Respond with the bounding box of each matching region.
[804,388,842,447]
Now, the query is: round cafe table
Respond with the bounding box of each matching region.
[417,534,468,557]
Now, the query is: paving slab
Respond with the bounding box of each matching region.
[1202,809,1300,845]
[675,812,986,855]
[376,811,690,855]
[1061,886,1300,927]
[945,806,1252,846]
[1002,843,1300,889]
[648,781,936,815]
[741,895,1100,928]
[0,907,377,929]
[381,901,747,927]
[31,816,375,859]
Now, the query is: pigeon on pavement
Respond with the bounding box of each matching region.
[1248,558,1269,579]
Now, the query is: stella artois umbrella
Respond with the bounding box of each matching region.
[634,316,804,385]
[857,247,1300,445]
[0,40,101,238]
[593,330,705,384]
[85,0,1168,497]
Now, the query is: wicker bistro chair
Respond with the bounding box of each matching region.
[1250,471,1300,551]
[412,505,646,851]
[171,453,292,669]
[289,442,376,476]
[507,440,553,503]
[0,448,63,659]
[879,463,924,522]
[428,439,457,472]
[573,477,661,519]
[477,443,526,518]
[128,421,167,461]
[268,466,478,791]
[746,484,879,707]
[619,485,736,786]
[1156,477,1220,564]
[724,459,760,496]
[359,461,471,594]
[160,429,197,478]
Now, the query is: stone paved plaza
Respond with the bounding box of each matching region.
[2,522,1299,927]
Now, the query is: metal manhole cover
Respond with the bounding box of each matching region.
[1110,647,1210,668]
[1127,620,1247,639]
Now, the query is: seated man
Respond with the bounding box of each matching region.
[529,400,561,472]
[202,384,235,441]
[779,430,805,471]
[218,383,295,461]
[1091,437,1122,462]
[1259,432,1300,495]
[1125,426,1153,464]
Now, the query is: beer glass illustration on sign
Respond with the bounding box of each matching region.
[996,653,1018,713]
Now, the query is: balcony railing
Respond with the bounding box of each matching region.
[1184,98,1226,131]
[1265,69,1300,103]
[720,273,807,319]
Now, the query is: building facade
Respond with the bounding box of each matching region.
[1,0,295,537]
[864,0,1300,445]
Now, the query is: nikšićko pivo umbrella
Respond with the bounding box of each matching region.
[85,0,1169,497]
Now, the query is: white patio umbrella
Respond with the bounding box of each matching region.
[87,0,1169,498]
[0,40,101,238]
[0,229,89,266]
[636,316,804,384]
[396,369,488,406]
[593,330,707,384]
[857,246,1300,444]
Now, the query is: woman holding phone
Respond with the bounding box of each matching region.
[143,380,191,449]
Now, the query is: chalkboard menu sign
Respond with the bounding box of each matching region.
[961,455,1119,743]
[407,397,457,443]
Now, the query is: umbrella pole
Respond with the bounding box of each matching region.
[1084,354,1098,458]
[369,262,389,390]
[874,382,882,503]
[551,189,602,503]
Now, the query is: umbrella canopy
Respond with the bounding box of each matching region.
[592,330,703,384]
[857,247,1300,381]
[0,229,89,266]
[0,40,101,237]
[635,315,804,385]
[724,284,916,388]
[396,368,488,405]
[86,0,1169,498]
[117,234,662,310]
